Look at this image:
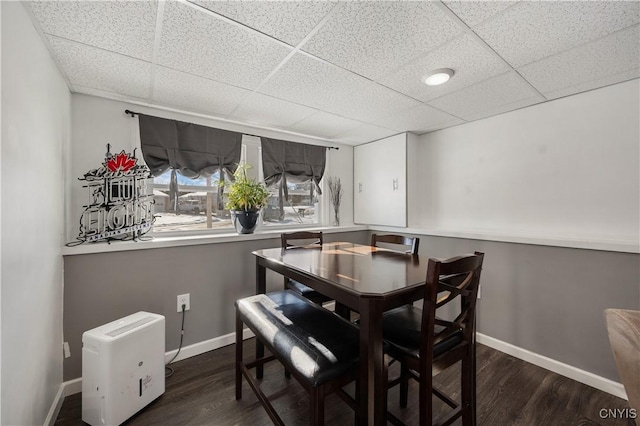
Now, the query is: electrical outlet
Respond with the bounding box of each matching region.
[177,293,190,312]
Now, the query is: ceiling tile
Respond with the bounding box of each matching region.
[333,123,398,145]
[47,37,151,99]
[26,1,157,61]
[378,34,510,103]
[443,1,519,28]
[462,96,544,123]
[288,111,363,139]
[375,104,463,133]
[329,81,422,124]
[229,93,318,129]
[157,1,292,90]
[189,0,337,46]
[152,66,249,117]
[474,1,640,68]
[258,53,372,112]
[301,1,461,80]
[428,72,543,120]
[518,25,640,98]
[543,70,639,102]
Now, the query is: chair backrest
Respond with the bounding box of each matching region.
[281,231,323,249]
[421,252,484,362]
[371,233,419,255]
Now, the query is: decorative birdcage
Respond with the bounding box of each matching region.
[68,144,154,245]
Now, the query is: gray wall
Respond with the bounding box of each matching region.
[370,230,640,382]
[63,229,638,384]
[63,231,369,380]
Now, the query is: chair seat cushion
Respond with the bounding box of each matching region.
[236,290,359,387]
[286,279,332,303]
[382,305,463,359]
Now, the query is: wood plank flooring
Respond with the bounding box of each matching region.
[55,340,633,425]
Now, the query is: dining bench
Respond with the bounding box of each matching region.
[235,290,360,425]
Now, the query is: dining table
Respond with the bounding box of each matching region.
[252,241,428,425]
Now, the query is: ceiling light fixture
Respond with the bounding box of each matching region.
[423,68,454,86]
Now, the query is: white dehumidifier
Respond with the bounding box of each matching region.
[82,311,165,425]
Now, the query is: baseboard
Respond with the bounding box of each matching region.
[62,329,257,397]
[62,378,82,396]
[476,333,628,400]
[164,327,255,364]
[43,383,65,426]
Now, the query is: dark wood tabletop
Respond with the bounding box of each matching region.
[253,241,428,425]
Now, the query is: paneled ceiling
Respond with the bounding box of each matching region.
[25,0,640,145]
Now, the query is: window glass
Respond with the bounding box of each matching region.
[262,180,318,226]
[151,169,233,233]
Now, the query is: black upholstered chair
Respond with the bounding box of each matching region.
[383,252,484,426]
[235,290,359,425]
[281,231,332,305]
[371,233,420,255]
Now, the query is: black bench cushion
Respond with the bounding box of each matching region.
[236,291,359,387]
[382,305,463,359]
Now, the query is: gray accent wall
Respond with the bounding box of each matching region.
[368,230,640,382]
[63,231,369,380]
[63,229,637,384]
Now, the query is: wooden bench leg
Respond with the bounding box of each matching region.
[235,310,243,400]
[310,386,325,426]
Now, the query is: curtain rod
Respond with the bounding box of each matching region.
[124,109,339,150]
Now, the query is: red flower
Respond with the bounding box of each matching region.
[106,151,137,173]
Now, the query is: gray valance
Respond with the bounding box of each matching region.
[260,137,326,199]
[138,113,242,178]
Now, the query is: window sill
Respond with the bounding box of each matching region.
[61,225,368,256]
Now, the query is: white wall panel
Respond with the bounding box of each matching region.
[1,3,70,424]
[415,79,640,246]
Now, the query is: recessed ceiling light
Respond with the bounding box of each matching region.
[423,68,454,86]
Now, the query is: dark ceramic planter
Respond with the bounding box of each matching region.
[231,209,260,234]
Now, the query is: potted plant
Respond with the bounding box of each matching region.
[225,164,270,234]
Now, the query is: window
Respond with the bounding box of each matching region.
[150,138,322,234]
[260,166,319,227]
[150,169,232,233]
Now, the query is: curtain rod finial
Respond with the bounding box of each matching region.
[125,109,137,117]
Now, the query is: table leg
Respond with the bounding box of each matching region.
[358,299,386,426]
[255,259,266,379]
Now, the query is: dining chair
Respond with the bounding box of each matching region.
[281,231,332,305]
[382,252,484,426]
[371,233,420,255]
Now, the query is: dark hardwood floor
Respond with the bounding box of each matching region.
[55,340,633,425]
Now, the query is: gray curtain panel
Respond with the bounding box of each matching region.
[138,113,242,178]
[260,137,326,199]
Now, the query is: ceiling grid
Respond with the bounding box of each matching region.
[24,0,640,145]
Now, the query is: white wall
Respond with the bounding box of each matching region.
[415,79,640,246]
[69,94,354,242]
[1,2,70,425]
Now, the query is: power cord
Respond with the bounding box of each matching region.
[165,303,186,378]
